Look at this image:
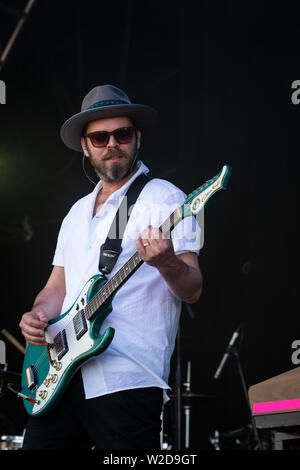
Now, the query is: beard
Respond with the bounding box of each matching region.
[86,143,138,182]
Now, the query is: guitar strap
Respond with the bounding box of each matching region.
[98,173,152,275]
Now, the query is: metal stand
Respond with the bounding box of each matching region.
[175,324,182,450]
[174,302,196,450]
[0,363,8,398]
[230,346,262,450]
[183,404,191,449]
[183,361,191,449]
[0,0,36,72]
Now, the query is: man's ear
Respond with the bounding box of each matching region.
[81,137,89,157]
[136,129,142,149]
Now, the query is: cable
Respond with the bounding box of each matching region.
[82,153,97,186]
[7,383,40,404]
[6,382,19,395]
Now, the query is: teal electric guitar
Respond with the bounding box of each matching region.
[21,165,232,416]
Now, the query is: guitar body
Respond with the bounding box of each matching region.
[21,274,115,416]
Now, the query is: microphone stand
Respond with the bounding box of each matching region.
[183,361,191,449]
[230,346,262,450]
[0,0,36,72]
[175,324,182,450]
[174,303,195,450]
[214,326,262,450]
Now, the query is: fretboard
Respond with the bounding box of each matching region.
[85,206,183,321]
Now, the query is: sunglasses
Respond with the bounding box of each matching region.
[85,126,135,148]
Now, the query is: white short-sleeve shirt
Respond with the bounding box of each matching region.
[53,161,201,403]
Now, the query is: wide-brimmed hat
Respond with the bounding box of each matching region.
[60,84,158,152]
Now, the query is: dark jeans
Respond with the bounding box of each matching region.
[22,371,163,450]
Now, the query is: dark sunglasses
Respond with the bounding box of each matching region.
[85,126,135,148]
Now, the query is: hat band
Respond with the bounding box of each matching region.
[87,99,129,110]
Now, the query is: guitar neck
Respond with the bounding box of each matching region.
[85,206,185,321]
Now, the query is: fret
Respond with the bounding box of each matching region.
[160,208,182,237]
[121,268,126,281]
[107,281,112,295]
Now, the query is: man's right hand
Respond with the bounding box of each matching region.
[19,311,48,346]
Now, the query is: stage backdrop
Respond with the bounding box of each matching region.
[0,0,299,449]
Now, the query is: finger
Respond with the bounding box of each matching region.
[22,324,46,338]
[139,226,150,241]
[151,227,162,240]
[144,226,162,244]
[145,225,153,240]
[22,312,48,329]
[24,335,47,347]
[35,311,49,324]
[30,311,48,326]
[20,314,47,337]
[27,318,47,330]
[20,322,47,340]
[146,225,160,241]
[136,234,147,253]
[140,225,156,241]
[20,323,46,340]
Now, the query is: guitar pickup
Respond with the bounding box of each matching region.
[25,365,37,391]
[73,310,88,340]
[53,330,68,360]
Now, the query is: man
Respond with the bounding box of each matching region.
[19,84,203,450]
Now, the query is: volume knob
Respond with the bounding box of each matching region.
[43,378,51,387]
[38,390,48,400]
[51,374,58,383]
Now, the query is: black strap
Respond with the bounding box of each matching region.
[98,173,151,274]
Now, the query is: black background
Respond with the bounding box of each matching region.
[0,0,299,450]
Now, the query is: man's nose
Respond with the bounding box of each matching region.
[107,134,119,148]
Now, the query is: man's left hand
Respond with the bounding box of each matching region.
[136,225,177,269]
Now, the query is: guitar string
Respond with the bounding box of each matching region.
[30,239,163,371]
[30,252,145,371]
[34,213,175,368]
[28,215,179,373]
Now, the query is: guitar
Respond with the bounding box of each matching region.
[21,164,232,416]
